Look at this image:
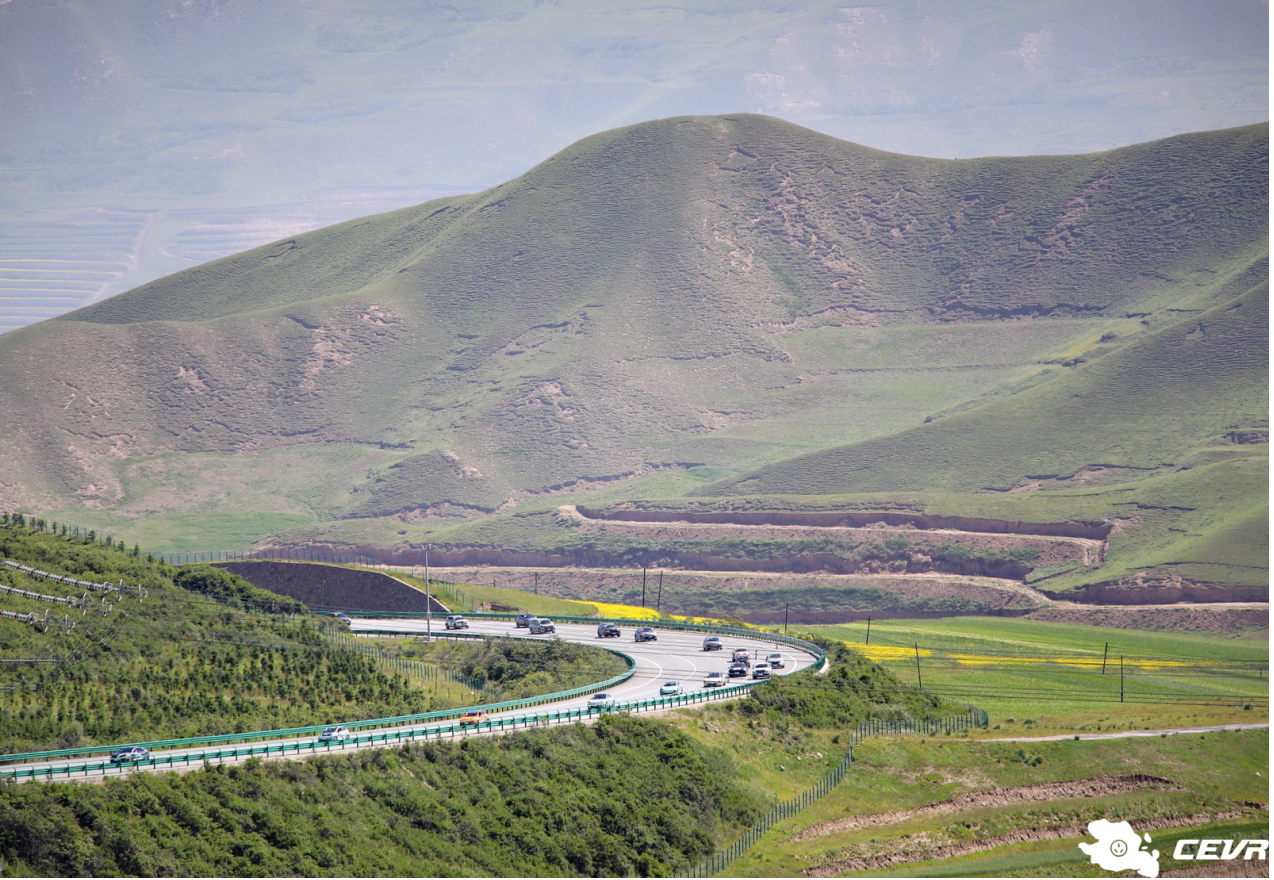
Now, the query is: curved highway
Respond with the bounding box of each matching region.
[6,620,820,781]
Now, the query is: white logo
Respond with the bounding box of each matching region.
[1172,839,1269,861]
[1078,819,1160,878]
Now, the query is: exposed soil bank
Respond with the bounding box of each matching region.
[296,544,1037,581]
[1042,583,1269,604]
[800,809,1260,877]
[218,561,446,614]
[1029,603,1269,633]
[577,504,1113,540]
[790,774,1177,841]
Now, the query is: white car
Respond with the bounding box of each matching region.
[703,671,725,688]
[445,615,469,630]
[659,681,683,696]
[767,652,785,669]
[587,692,618,709]
[318,725,350,743]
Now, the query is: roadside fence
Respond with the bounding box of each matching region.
[678,708,989,877]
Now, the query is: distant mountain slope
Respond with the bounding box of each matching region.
[701,280,1268,496]
[0,116,1265,591]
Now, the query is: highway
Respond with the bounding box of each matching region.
[355,617,819,708]
[3,619,820,782]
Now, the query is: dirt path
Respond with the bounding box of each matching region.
[788,774,1179,843]
[798,810,1261,877]
[981,722,1270,743]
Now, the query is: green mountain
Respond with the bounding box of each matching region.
[0,115,1265,597]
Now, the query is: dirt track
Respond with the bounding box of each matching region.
[799,809,1262,877]
[789,774,1179,842]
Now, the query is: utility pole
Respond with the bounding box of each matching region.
[784,603,789,635]
[1101,642,1109,675]
[1120,655,1124,703]
[641,568,647,608]
[656,571,663,614]
[866,616,872,645]
[534,572,539,595]
[424,544,432,642]
[915,643,923,689]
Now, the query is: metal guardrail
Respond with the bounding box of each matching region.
[678,708,990,878]
[2,559,125,594]
[0,674,769,782]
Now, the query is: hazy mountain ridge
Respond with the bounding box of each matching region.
[0,115,1265,596]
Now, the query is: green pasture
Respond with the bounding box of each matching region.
[729,728,1269,878]
[809,618,1268,732]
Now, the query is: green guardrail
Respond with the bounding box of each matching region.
[678,708,991,878]
[0,618,824,776]
[0,671,772,783]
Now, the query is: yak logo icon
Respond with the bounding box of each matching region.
[1079,819,1160,878]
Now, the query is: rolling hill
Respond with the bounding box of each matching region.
[0,114,1265,603]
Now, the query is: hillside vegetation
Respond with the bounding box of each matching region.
[0,522,615,753]
[0,115,1265,600]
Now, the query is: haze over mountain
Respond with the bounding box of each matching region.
[0,114,1265,598]
[0,0,1266,332]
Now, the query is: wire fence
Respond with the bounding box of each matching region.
[324,628,487,692]
[678,708,989,878]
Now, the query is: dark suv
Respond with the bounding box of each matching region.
[515,613,537,628]
[597,622,620,638]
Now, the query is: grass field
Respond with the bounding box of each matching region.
[724,729,1268,878]
[808,618,1268,734]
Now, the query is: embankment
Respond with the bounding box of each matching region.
[218,561,446,614]
[575,504,1113,540]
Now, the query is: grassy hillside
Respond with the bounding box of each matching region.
[0,115,1265,598]
[0,521,615,753]
[703,281,1267,497]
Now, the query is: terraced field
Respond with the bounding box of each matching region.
[0,208,151,334]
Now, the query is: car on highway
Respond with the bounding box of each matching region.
[702,636,722,651]
[459,710,489,726]
[515,613,537,628]
[732,648,750,665]
[752,663,771,680]
[767,652,785,668]
[703,671,725,687]
[529,617,556,634]
[333,612,352,625]
[659,681,684,696]
[634,627,657,642]
[109,746,152,763]
[445,615,470,630]
[587,692,618,709]
[318,726,350,743]
[728,662,748,678]
[597,622,621,638]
